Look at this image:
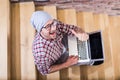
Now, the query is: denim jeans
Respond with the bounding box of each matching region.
[54,34,69,65]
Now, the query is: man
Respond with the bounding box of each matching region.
[30,11,89,75]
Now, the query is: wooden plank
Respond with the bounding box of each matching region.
[35,6,43,11]
[19,2,36,80]
[11,3,21,80]
[8,2,11,80]
[77,12,94,32]
[58,9,80,80]
[76,12,85,29]
[0,0,10,80]
[88,71,98,80]
[97,14,114,80]
[36,5,57,19]
[109,16,120,79]
[35,5,59,80]
[105,66,114,80]
[102,29,114,80]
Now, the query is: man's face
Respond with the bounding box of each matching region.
[40,19,57,39]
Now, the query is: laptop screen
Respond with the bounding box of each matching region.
[89,31,104,59]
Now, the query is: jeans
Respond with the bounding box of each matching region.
[54,34,69,65]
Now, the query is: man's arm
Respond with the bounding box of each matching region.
[57,20,89,41]
[71,29,89,41]
[49,55,78,73]
[57,20,83,36]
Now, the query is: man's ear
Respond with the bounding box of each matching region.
[35,30,37,33]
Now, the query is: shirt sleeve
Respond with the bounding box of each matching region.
[33,52,51,75]
[32,33,52,75]
[57,20,84,36]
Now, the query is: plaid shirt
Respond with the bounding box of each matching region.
[32,20,79,75]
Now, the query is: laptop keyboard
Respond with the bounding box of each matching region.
[77,40,88,60]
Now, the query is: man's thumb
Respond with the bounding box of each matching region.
[70,29,77,36]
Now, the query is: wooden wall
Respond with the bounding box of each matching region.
[0,1,120,80]
[0,0,10,80]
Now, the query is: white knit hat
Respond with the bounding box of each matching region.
[30,11,53,32]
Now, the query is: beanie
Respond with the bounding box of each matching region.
[30,11,53,32]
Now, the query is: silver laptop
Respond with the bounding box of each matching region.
[68,30,104,65]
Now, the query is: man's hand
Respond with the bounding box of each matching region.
[49,55,78,73]
[71,29,89,41]
[64,55,79,67]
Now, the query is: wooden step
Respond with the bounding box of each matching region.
[0,0,10,80]
[109,16,120,79]
[11,3,21,80]
[19,2,36,80]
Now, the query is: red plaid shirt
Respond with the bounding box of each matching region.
[32,20,79,75]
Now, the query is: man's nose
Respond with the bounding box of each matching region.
[51,26,56,30]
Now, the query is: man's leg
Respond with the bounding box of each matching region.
[54,34,69,64]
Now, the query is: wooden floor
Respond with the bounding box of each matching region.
[0,1,120,80]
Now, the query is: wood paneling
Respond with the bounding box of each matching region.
[0,0,10,80]
[97,14,114,80]
[36,5,57,19]
[109,16,120,80]
[77,12,94,32]
[19,2,36,80]
[11,3,21,80]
